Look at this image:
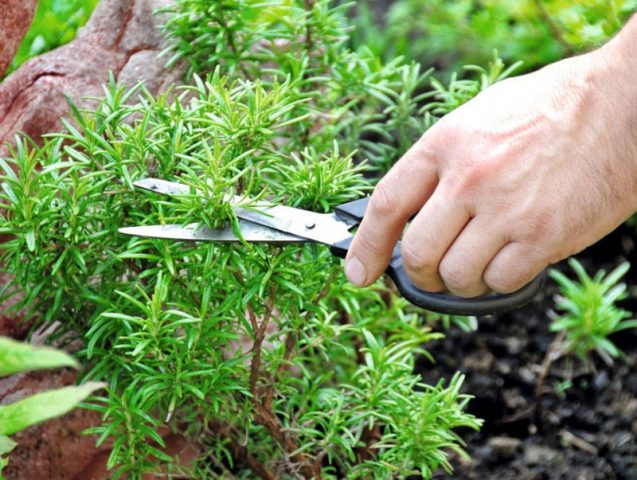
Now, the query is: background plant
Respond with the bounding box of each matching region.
[352,0,637,76]
[0,337,103,475]
[535,258,637,398]
[3,0,99,78]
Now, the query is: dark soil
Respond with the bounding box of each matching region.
[421,224,637,480]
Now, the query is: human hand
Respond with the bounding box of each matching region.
[345,35,637,297]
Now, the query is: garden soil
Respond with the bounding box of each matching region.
[425,224,637,480]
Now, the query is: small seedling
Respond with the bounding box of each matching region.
[553,379,573,400]
[550,258,637,364]
[537,258,637,397]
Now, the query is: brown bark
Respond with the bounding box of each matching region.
[0,0,39,77]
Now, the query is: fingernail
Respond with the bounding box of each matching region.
[345,256,367,286]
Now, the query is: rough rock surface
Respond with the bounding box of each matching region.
[0,369,109,480]
[0,0,39,77]
[0,0,184,159]
[0,1,187,478]
[0,273,26,338]
[1,364,198,480]
[0,0,184,331]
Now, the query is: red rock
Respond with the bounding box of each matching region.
[0,0,39,77]
[0,0,184,158]
[0,369,110,480]
[1,365,200,480]
[0,272,28,338]
[0,1,189,477]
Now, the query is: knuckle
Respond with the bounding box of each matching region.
[463,161,491,190]
[424,116,455,146]
[400,235,436,274]
[369,179,399,218]
[484,266,528,294]
[449,158,500,200]
[400,236,445,292]
[418,124,455,165]
[439,258,475,296]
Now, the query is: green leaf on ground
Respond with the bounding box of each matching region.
[0,435,16,456]
[0,382,105,436]
[0,336,79,377]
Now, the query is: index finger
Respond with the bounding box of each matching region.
[344,139,439,286]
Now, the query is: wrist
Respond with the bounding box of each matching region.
[590,16,637,211]
[601,14,637,70]
[594,15,637,103]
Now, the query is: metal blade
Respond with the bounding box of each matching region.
[133,178,354,247]
[134,178,192,196]
[233,204,353,247]
[119,221,305,243]
[133,178,241,204]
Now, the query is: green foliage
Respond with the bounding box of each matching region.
[0,436,16,473]
[0,336,104,474]
[0,1,495,478]
[294,334,481,478]
[0,382,104,436]
[5,0,99,76]
[548,0,637,45]
[162,0,441,173]
[553,378,573,399]
[423,53,523,118]
[275,144,369,211]
[423,312,478,333]
[352,0,636,75]
[549,258,637,363]
[0,336,78,376]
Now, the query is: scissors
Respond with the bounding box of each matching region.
[119,178,545,316]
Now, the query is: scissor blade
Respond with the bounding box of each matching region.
[133,178,242,204]
[133,178,354,247]
[134,178,192,196]
[119,221,305,243]
[234,204,353,247]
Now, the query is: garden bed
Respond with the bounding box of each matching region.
[2,0,637,478]
[426,224,637,480]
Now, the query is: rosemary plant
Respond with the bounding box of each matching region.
[0,1,499,478]
[550,258,637,364]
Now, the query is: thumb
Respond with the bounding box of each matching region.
[344,141,438,286]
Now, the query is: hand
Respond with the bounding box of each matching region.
[345,41,637,297]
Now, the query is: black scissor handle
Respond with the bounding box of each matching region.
[385,242,545,315]
[330,237,545,316]
[331,197,545,315]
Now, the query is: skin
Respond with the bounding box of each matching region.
[345,15,637,297]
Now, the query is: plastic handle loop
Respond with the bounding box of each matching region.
[331,238,545,316]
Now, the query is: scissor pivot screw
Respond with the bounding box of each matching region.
[305,222,316,230]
